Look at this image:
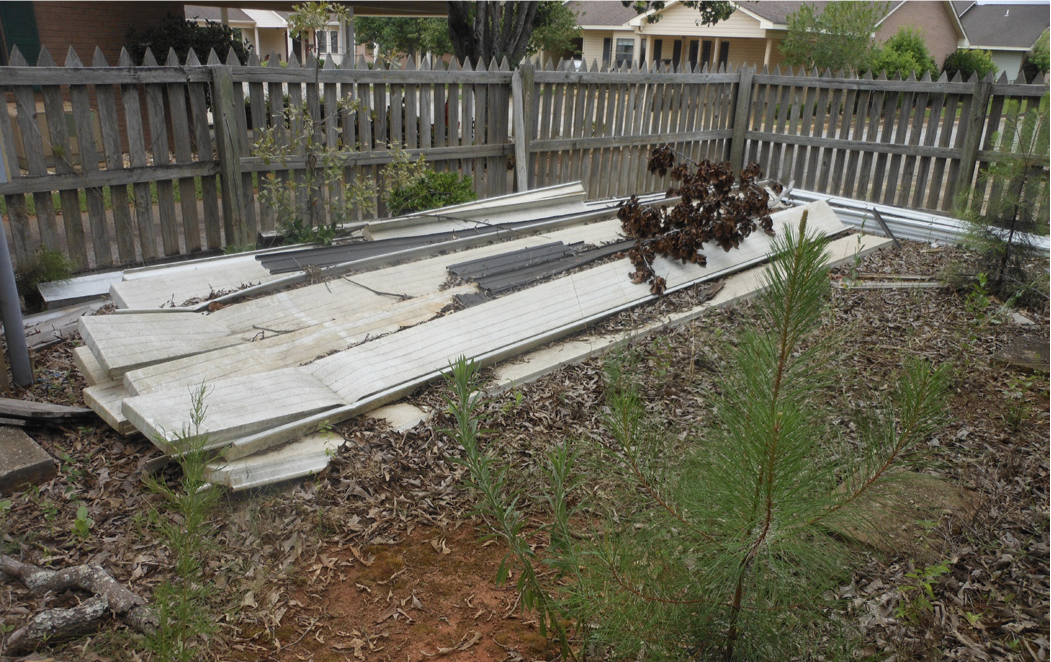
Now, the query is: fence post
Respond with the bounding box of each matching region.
[209,64,249,247]
[954,73,994,197]
[728,65,755,173]
[511,62,534,192]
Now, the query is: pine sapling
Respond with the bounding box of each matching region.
[563,212,951,660]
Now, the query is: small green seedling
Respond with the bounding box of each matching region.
[896,559,952,624]
[72,504,94,540]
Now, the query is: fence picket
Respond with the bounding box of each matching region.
[9,48,60,255]
[118,48,158,261]
[0,70,33,268]
[140,50,181,257]
[0,56,1044,270]
[35,48,88,269]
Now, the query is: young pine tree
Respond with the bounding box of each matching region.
[564,212,951,660]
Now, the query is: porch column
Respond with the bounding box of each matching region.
[763,37,773,68]
[345,7,354,62]
[632,34,642,68]
[713,37,721,71]
[646,35,655,66]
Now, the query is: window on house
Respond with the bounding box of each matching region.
[688,41,699,68]
[316,30,328,53]
[602,37,612,65]
[671,39,682,68]
[719,41,730,70]
[328,29,339,54]
[652,39,662,64]
[701,40,713,69]
[614,38,633,66]
[0,1,41,66]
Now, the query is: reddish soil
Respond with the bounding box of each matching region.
[273,524,554,662]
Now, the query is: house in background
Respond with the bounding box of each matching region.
[0,1,444,67]
[955,3,1049,78]
[569,1,967,72]
[184,5,359,65]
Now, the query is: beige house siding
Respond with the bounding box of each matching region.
[989,50,1026,78]
[581,29,635,66]
[637,4,766,39]
[876,1,962,66]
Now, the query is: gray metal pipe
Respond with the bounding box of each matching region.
[0,153,32,386]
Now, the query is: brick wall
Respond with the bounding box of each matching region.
[34,1,184,64]
[877,1,963,68]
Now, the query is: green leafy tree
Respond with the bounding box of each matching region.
[867,27,939,79]
[621,1,735,25]
[527,1,582,57]
[126,14,251,65]
[1021,29,1049,83]
[779,2,888,74]
[942,48,997,80]
[354,17,452,63]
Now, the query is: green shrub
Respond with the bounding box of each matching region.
[126,14,252,65]
[384,166,477,216]
[1021,29,1049,83]
[942,48,997,80]
[15,248,72,312]
[867,28,939,79]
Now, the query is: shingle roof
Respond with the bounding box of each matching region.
[567,1,638,27]
[959,4,1049,49]
[742,1,814,25]
[184,5,254,23]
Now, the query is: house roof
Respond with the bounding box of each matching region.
[566,1,637,28]
[959,3,1049,50]
[184,5,254,23]
[741,1,820,25]
[188,1,446,17]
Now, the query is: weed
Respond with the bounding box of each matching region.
[442,357,577,659]
[142,384,222,662]
[896,559,952,625]
[15,248,72,311]
[1001,374,1040,431]
[254,96,374,243]
[72,504,94,541]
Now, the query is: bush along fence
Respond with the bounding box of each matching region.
[0,45,1046,272]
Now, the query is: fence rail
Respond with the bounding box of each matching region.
[0,45,1046,272]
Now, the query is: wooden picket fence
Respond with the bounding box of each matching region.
[0,46,1046,272]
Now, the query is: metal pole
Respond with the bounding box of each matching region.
[0,150,32,386]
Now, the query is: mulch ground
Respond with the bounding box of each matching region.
[0,238,1047,661]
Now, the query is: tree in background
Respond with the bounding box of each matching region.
[866,27,939,79]
[445,1,733,66]
[126,14,252,65]
[527,1,582,58]
[941,48,997,80]
[779,2,888,74]
[1021,29,1049,83]
[355,17,452,63]
[286,1,347,61]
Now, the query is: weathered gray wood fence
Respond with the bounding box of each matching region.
[0,46,1046,272]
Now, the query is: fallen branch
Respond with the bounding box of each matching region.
[0,555,157,655]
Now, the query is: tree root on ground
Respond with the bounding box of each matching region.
[0,554,157,655]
